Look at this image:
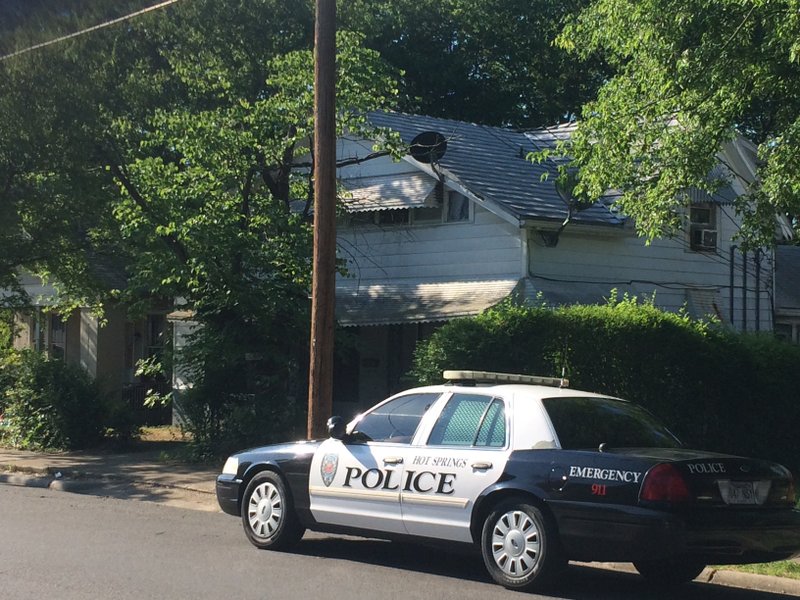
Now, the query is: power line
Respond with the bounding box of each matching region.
[0,0,182,62]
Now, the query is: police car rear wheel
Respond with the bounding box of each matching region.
[481,500,563,591]
[241,471,305,550]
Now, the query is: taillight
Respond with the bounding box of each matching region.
[640,463,691,504]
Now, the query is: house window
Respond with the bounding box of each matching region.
[445,192,470,222]
[775,322,799,344]
[49,314,66,360]
[147,314,167,359]
[343,212,371,226]
[344,210,411,227]
[689,205,717,251]
[412,205,443,225]
[377,209,410,226]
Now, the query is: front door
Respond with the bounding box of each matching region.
[308,392,440,534]
[309,438,408,533]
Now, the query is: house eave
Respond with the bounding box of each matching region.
[402,156,522,227]
[521,218,628,235]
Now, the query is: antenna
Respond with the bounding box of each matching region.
[410,131,447,164]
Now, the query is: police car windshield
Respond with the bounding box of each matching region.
[543,397,682,450]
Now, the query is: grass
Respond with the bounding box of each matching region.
[720,561,800,580]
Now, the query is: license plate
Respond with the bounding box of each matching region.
[717,480,771,505]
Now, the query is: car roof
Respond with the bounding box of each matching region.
[398,383,618,402]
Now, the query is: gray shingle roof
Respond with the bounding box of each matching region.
[367,111,625,227]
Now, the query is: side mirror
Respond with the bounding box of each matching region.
[327,416,346,440]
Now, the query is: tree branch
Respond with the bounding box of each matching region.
[107,161,190,265]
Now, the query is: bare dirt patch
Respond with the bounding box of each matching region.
[139,426,192,443]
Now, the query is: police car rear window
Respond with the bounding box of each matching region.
[542,397,682,450]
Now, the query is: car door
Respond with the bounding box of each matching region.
[401,392,511,543]
[308,392,440,534]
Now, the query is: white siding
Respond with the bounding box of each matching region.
[528,204,772,330]
[337,204,523,285]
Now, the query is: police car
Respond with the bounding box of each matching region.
[216,371,800,591]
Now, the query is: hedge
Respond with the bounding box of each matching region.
[411,295,800,472]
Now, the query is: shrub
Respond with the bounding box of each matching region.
[411,296,800,472]
[1,351,111,450]
[174,315,307,460]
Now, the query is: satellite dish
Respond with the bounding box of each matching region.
[410,131,447,164]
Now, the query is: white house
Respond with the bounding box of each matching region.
[7,271,172,425]
[21,111,783,423]
[332,111,774,414]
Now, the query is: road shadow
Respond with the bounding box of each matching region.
[291,534,792,599]
[53,479,215,509]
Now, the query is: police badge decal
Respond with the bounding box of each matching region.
[320,453,339,487]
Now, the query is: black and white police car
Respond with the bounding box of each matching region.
[216,370,800,591]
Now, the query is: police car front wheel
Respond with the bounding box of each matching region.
[241,471,305,550]
[481,499,564,591]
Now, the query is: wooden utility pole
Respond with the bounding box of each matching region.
[307,0,336,439]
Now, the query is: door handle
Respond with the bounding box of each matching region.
[383,456,404,465]
[472,461,493,470]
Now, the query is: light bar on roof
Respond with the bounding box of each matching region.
[442,370,569,388]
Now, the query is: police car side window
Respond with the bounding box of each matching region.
[353,393,437,443]
[427,394,506,447]
[475,399,506,447]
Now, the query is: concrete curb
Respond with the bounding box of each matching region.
[0,468,215,496]
[705,568,800,595]
[0,472,51,489]
[586,562,800,596]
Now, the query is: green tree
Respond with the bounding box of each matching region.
[551,0,800,245]
[0,1,400,453]
[340,0,606,127]
[109,26,400,454]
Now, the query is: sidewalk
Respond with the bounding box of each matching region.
[0,444,220,512]
[2,445,800,595]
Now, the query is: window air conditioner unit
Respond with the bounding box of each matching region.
[694,228,717,249]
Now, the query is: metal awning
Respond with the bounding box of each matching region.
[518,277,618,307]
[336,279,519,326]
[521,277,726,321]
[339,173,438,212]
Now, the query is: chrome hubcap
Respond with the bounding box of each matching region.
[491,510,541,577]
[247,482,283,538]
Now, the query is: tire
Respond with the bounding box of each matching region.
[633,558,706,586]
[241,471,305,551]
[480,499,564,591]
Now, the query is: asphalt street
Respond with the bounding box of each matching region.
[1,485,797,600]
[0,446,800,598]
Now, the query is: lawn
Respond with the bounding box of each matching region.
[722,561,800,580]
